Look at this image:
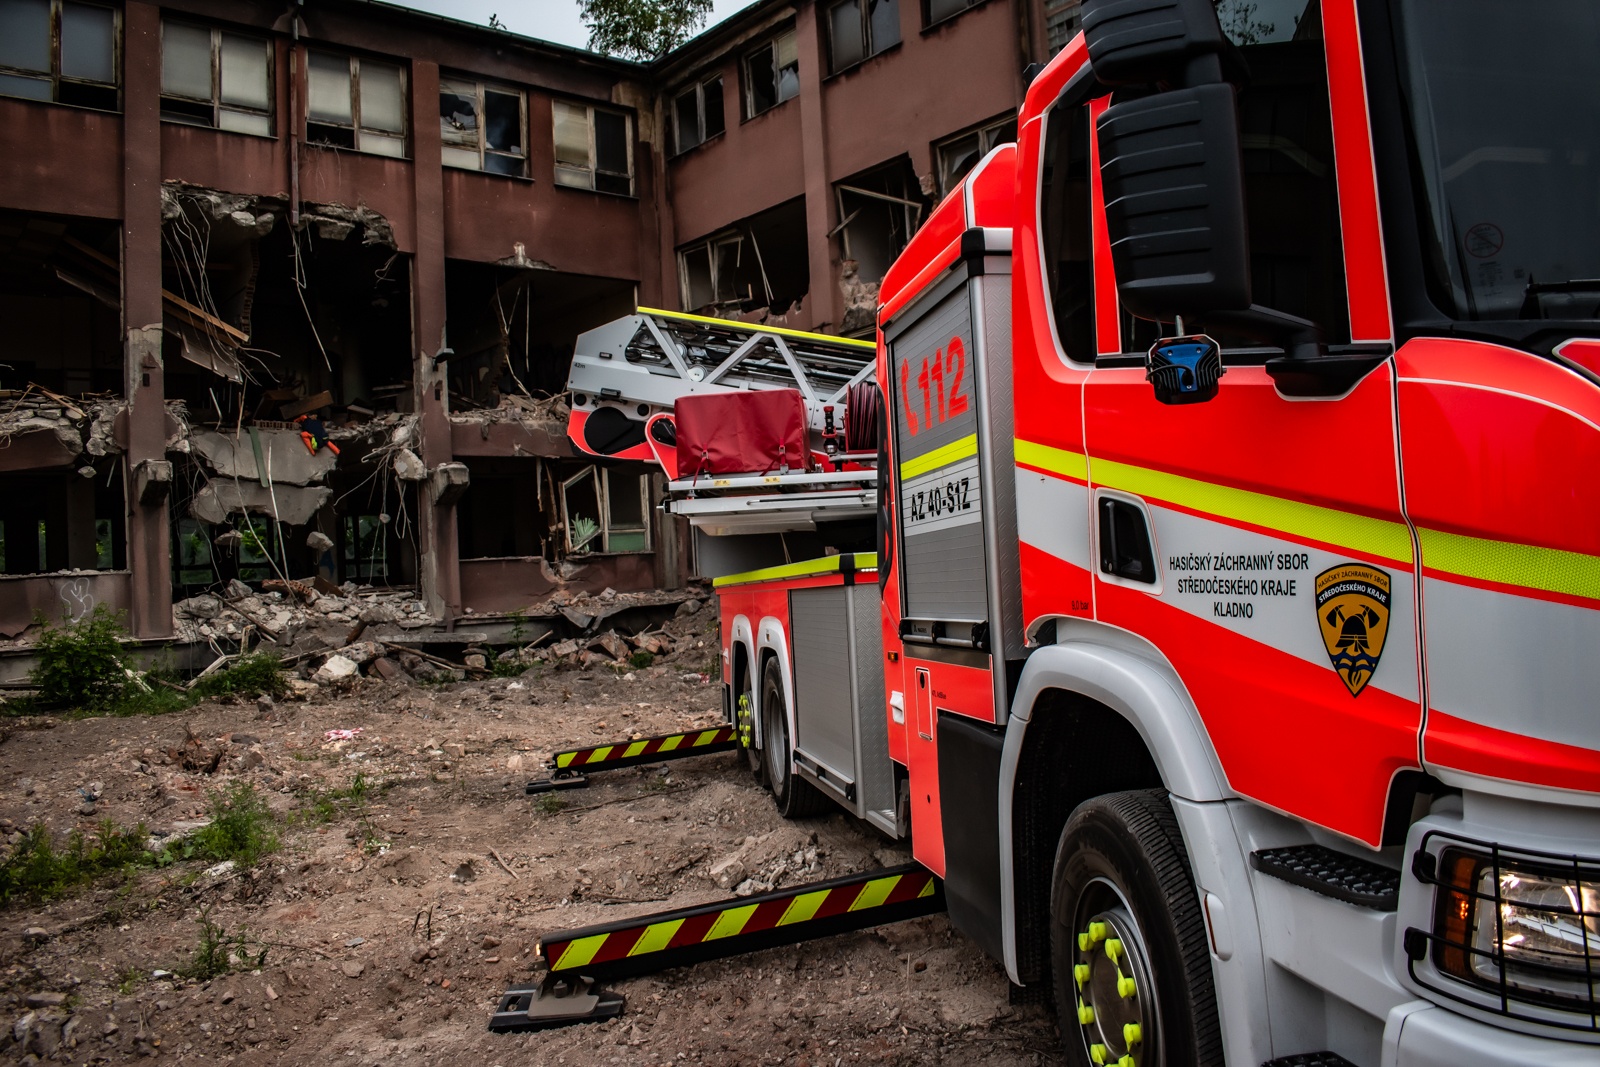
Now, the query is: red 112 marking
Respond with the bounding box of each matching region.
[903,336,968,437]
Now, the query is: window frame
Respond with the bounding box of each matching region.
[0,0,120,110]
[825,0,901,74]
[743,28,799,119]
[924,0,983,30]
[1043,0,1085,55]
[672,73,725,155]
[440,75,528,177]
[934,112,1018,196]
[305,48,408,158]
[833,161,924,283]
[677,230,747,312]
[560,466,652,555]
[159,19,274,136]
[552,99,635,196]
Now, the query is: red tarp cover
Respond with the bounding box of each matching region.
[675,388,810,478]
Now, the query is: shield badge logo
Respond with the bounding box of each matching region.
[1314,564,1392,697]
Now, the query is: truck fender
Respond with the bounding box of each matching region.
[755,617,796,759]
[728,614,757,744]
[997,621,1230,984]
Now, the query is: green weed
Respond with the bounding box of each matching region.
[534,793,567,816]
[0,820,151,908]
[28,605,130,712]
[179,906,267,981]
[190,653,289,700]
[628,650,655,670]
[186,783,278,866]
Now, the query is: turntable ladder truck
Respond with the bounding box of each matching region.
[515,3,1600,1063]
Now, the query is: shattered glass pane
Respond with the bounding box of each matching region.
[714,238,742,302]
[563,469,602,553]
[775,31,800,102]
[747,42,777,115]
[984,118,1018,151]
[61,2,116,84]
[595,109,628,177]
[483,88,521,153]
[360,60,404,132]
[829,0,865,71]
[220,34,269,110]
[674,89,700,154]
[939,133,980,194]
[681,245,714,310]
[869,0,900,53]
[308,51,352,124]
[553,100,589,167]
[703,77,724,140]
[440,78,478,148]
[0,0,50,74]
[161,21,213,101]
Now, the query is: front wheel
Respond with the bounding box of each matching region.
[1050,789,1222,1067]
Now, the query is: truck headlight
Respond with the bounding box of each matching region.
[1433,847,1600,1011]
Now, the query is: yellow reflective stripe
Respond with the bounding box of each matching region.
[637,306,877,350]
[627,919,684,957]
[848,875,899,912]
[917,877,935,898]
[585,746,614,764]
[1419,528,1600,601]
[776,889,831,927]
[694,730,721,747]
[551,933,608,971]
[899,434,978,480]
[713,552,879,589]
[1014,438,1089,482]
[705,903,759,941]
[658,734,683,752]
[555,752,576,768]
[623,740,649,758]
[1094,458,1413,565]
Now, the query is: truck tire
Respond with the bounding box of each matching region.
[1050,789,1222,1067]
[761,657,828,818]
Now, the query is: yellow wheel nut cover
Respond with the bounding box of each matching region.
[1090,1044,1109,1066]
[1123,1021,1142,1045]
[1104,937,1123,962]
[1088,921,1108,944]
[1077,998,1095,1025]
[1118,974,1137,998]
[1074,963,1090,989]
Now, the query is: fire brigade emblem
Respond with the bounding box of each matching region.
[1314,564,1391,697]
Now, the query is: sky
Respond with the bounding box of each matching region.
[393,0,757,53]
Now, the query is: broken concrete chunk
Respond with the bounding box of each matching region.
[587,631,629,660]
[175,595,223,620]
[392,447,427,482]
[306,530,335,552]
[312,655,359,684]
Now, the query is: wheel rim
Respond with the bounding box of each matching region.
[763,682,788,792]
[1069,877,1160,1067]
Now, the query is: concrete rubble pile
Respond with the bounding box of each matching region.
[172,579,435,647]
[0,387,137,467]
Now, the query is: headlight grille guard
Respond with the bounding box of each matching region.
[1404,829,1600,1034]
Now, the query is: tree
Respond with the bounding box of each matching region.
[578,0,715,61]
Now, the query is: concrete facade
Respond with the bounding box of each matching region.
[0,0,1056,639]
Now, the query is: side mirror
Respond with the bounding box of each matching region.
[1081,0,1231,86]
[1096,83,1251,320]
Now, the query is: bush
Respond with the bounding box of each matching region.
[0,820,151,908]
[628,650,655,669]
[188,782,278,866]
[190,653,289,700]
[28,605,130,712]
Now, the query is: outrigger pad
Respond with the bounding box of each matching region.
[525,773,589,795]
[488,973,624,1033]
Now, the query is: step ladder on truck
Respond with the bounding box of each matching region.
[501,1,1600,1062]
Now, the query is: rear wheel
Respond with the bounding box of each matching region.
[1050,789,1222,1067]
[761,657,828,818]
[736,660,765,785]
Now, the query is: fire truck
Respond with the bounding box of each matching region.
[515,1,1600,1063]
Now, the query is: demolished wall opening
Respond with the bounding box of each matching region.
[0,459,125,575]
[677,197,808,320]
[833,158,927,333]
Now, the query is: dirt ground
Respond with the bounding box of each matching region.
[0,602,1062,1065]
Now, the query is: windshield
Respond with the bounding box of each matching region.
[1396,0,1600,321]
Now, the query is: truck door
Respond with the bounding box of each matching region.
[1079,21,1422,847]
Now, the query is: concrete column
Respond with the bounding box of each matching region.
[408,60,460,619]
[121,1,172,638]
[795,2,839,333]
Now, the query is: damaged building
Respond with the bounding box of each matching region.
[0,0,1061,642]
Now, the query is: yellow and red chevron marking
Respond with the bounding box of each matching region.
[552,726,737,770]
[541,866,941,979]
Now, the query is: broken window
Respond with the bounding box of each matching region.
[440,76,525,176]
[342,514,387,579]
[0,464,125,574]
[745,29,798,117]
[936,113,1018,196]
[678,233,744,311]
[0,0,117,110]
[826,0,899,73]
[553,99,633,195]
[160,20,272,135]
[307,50,406,157]
[561,467,651,554]
[835,160,924,284]
[1044,1,1084,55]
[175,518,216,590]
[673,74,724,155]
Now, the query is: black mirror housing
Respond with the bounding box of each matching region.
[1081,0,1230,85]
[1097,83,1252,319]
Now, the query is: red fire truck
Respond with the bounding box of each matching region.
[546,1,1600,1063]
